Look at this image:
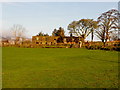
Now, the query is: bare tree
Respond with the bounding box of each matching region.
[109,30,120,41]
[11,24,26,38]
[2,30,12,39]
[96,9,120,45]
[68,19,98,42]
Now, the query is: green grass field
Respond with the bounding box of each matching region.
[2,47,119,88]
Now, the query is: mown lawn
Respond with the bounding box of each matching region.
[2,47,119,88]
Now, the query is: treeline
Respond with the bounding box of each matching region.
[36,9,119,47]
[67,9,120,46]
[2,9,119,50]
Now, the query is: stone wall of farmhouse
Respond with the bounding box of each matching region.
[32,36,60,45]
[32,36,81,45]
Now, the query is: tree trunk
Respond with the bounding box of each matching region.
[91,31,94,42]
[78,37,83,48]
[102,39,106,47]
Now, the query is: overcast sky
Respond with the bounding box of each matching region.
[1,2,118,41]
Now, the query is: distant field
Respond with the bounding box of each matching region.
[2,47,119,88]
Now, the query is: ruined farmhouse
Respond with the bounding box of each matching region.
[32,36,82,45]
